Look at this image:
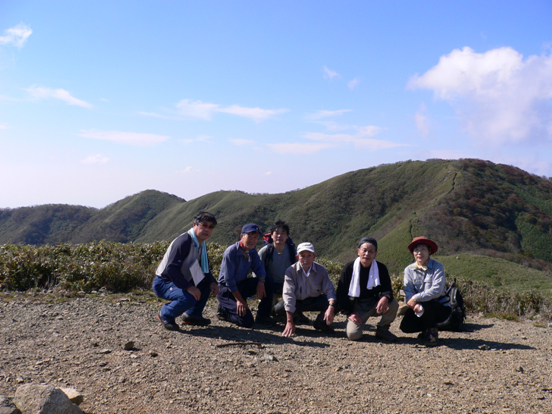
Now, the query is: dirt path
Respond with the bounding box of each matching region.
[1,293,551,413]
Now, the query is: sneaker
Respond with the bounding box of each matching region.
[313,319,335,334]
[157,311,179,331]
[182,313,211,326]
[255,315,276,327]
[424,328,439,347]
[375,327,398,343]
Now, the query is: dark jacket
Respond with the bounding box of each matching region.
[337,260,394,315]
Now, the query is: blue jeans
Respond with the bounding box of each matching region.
[153,276,211,321]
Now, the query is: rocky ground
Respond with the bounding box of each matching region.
[1,291,551,414]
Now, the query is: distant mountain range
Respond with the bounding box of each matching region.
[2,159,552,277]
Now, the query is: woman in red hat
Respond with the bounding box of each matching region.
[399,237,451,346]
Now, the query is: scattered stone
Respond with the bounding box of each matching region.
[149,351,158,357]
[123,341,134,351]
[478,344,491,350]
[263,354,277,362]
[0,395,22,414]
[516,366,524,373]
[99,349,112,354]
[60,387,84,405]
[14,384,83,414]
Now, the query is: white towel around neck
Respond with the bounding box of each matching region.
[348,257,380,297]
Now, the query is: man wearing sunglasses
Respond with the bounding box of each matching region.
[153,212,219,331]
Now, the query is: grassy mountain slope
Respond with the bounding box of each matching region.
[0,205,95,244]
[69,190,185,243]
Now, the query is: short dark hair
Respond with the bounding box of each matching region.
[270,220,289,235]
[194,211,217,226]
[358,237,377,251]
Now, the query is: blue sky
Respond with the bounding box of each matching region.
[1,1,551,208]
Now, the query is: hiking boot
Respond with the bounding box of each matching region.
[157,311,179,331]
[182,313,211,326]
[417,330,428,340]
[424,328,439,347]
[294,312,311,326]
[255,315,276,327]
[313,319,335,334]
[375,327,398,343]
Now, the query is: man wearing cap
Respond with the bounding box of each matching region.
[337,237,398,342]
[153,211,219,331]
[217,223,275,328]
[274,242,337,337]
[400,236,449,347]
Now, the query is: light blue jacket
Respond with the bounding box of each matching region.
[403,258,446,303]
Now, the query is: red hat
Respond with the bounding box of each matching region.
[408,237,438,254]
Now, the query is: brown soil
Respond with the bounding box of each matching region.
[1,292,551,413]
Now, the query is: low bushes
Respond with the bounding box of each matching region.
[1,242,550,320]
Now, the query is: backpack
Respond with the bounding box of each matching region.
[262,232,297,267]
[437,278,466,332]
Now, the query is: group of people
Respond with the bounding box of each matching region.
[152,212,452,347]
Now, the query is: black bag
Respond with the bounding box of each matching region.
[437,278,466,331]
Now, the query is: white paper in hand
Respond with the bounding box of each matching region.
[190,260,205,285]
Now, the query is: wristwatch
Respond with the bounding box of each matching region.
[329,302,336,308]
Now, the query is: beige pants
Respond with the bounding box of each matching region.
[346,298,399,341]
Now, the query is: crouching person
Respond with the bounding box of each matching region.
[275,242,337,337]
[337,237,398,342]
[153,212,219,331]
[400,237,450,347]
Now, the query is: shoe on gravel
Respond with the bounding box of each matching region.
[424,329,439,347]
[313,319,335,334]
[158,311,179,331]
[182,313,211,326]
[375,327,398,343]
[255,315,276,327]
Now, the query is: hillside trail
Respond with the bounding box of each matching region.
[1,293,551,413]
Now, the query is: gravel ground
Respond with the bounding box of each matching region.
[1,292,551,414]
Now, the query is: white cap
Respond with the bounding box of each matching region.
[296,242,315,254]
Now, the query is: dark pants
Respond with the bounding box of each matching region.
[400,300,451,333]
[217,276,274,328]
[274,294,329,324]
[152,276,211,321]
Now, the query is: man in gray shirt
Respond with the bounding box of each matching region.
[275,242,337,337]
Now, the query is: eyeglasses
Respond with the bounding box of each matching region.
[198,221,215,230]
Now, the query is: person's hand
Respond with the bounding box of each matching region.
[414,303,423,313]
[210,282,219,296]
[376,296,389,314]
[187,286,201,301]
[256,281,266,299]
[236,300,248,317]
[407,297,418,309]
[348,312,362,325]
[324,306,335,325]
[282,321,295,337]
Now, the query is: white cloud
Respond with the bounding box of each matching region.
[229,138,255,146]
[27,86,92,108]
[0,123,8,130]
[0,23,32,48]
[264,171,273,175]
[305,109,352,121]
[176,166,198,174]
[408,46,552,145]
[268,142,335,155]
[268,125,401,154]
[78,130,170,147]
[323,66,340,79]
[414,103,430,138]
[348,78,360,90]
[81,154,109,164]
[175,99,287,122]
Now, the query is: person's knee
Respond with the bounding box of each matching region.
[347,330,363,341]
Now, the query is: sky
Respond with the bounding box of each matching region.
[1,1,551,209]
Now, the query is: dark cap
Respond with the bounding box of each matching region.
[241,223,261,234]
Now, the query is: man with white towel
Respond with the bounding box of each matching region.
[336,237,398,342]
